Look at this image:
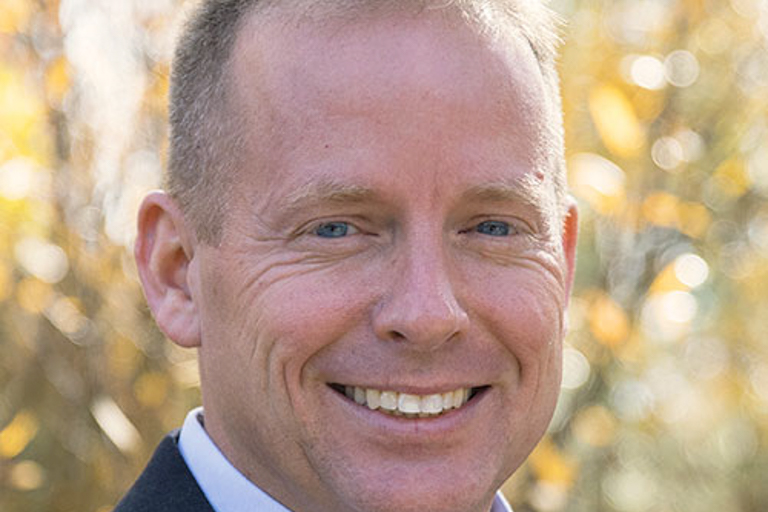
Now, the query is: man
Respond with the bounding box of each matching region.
[117,0,577,511]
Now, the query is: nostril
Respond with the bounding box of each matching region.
[371,264,469,348]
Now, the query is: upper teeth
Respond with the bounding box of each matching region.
[343,386,472,417]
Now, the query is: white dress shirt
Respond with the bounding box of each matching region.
[178,407,513,512]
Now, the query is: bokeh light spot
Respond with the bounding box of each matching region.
[569,153,627,215]
[641,291,698,343]
[14,237,69,284]
[652,136,685,172]
[0,158,37,200]
[674,253,709,288]
[0,411,39,459]
[602,468,658,512]
[694,17,733,55]
[46,295,90,341]
[90,397,141,455]
[573,406,618,447]
[9,460,46,491]
[675,129,705,162]
[630,55,667,90]
[589,294,630,347]
[588,85,645,158]
[684,337,730,381]
[664,50,700,87]
[562,347,591,390]
[610,380,655,422]
[662,290,697,323]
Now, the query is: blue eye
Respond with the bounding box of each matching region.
[475,220,511,237]
[314,222,352,238]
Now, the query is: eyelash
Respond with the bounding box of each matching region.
[461,218,529,238]
[311,221,360,239]
[474,220,514,237]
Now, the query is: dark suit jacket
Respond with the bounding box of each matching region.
[113,432,215,512]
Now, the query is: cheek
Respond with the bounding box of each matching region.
[476,270,565,352]
[470,266,565,401]
[250,268,377,383]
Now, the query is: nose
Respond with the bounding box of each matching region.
[372,240,469,351]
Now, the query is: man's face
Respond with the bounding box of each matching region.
[188,10,576,512]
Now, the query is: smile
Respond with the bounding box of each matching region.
[330,384,489,418]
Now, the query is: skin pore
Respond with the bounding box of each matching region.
[136,6,577,512]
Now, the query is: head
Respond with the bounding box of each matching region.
[136,1,578,512]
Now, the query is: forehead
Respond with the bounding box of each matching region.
[232,7,547,134]
[225,6,554,208]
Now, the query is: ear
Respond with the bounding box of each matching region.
[561,197,579,299]
[135,191,201,348]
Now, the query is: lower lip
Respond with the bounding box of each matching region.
[326,386,491,441]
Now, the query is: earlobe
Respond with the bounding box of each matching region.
[135,191,202,348]
[562,198,579,299]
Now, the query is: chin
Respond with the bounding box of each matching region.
[324,461,500,512]
[341,490,492,512]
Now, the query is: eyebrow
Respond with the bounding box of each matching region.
[272,174,554,220]
[278,179,379,216]
[461,174,551,209]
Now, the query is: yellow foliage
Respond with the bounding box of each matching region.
[0,134,12,162]
[589,294,630,347]
[0,259,11,302]
[1,1,768,510]
[528,438,577,486]
[144,69,171,115]
[678,202,711,239]
[650,264,688,294]
[572,406,618,447]
[45,57,70,106]
[642,192,680,228]
[613,332,648,364]
[713,158,750,198]
[0,411,39,459]
[0,0,33,34]
[15,277,54,314]
[588,84,645,158]
[642,193,711,238]
[0,65,45,149]
[134,372,170,408]
[632,89,666,122]
[108,336,143,380]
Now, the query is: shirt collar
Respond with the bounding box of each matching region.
[178,407,513,512]
[178,407,292,512]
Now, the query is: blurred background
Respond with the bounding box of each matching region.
[0,0,767,510]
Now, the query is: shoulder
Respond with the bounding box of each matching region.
[113,432,215,512]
